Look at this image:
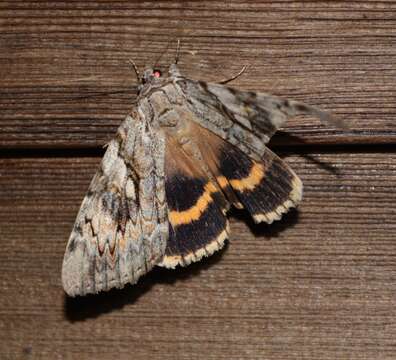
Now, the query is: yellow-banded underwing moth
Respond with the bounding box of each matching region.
[62,43,339,296]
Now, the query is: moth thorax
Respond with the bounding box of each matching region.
[158,109,180,127]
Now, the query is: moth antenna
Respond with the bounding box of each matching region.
[128,59,141,84]
[175,39,181,64]
[218,65,249,85]
[153,40,173,69]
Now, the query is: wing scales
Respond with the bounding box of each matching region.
[62,115,168,296]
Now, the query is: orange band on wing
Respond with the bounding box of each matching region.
[216,176,229,189]
[168,182,218,226]
[228,162,265,192]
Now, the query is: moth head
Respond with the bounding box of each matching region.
[141,68,162,84]
[132,41,181,93]
[135,67,163,93]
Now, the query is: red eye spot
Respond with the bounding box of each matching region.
[153,70,161,78]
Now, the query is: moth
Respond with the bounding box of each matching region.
[62,44,335,296]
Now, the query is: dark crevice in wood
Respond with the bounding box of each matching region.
[0,147,106,159]
[275,142,396,155]
[0,142,395,160]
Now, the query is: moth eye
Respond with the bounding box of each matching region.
[153,69,161,78]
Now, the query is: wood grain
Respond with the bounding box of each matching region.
[1,0,396,148]
[1,1,396,359]
[1,152,395,360]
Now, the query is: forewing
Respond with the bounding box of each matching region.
[62,115,168,296]
[176,78,332,158]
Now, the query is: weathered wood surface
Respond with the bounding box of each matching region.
[1,153,396,360]
[0,1,395,148]
[1,1,396,359]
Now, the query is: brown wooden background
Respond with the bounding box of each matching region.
[1,1,396,359]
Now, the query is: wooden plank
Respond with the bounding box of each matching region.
[1,1,396,148]
[0,152,395,359]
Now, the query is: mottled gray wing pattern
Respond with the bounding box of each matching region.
[62,114,168,296]
[175,78,331,159]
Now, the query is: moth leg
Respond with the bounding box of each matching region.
[168,41,182,77]
[175,39,181,64]
[218,65,249,85]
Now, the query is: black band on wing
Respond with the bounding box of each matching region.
[160,174,229,268]
[160,130,230,269]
